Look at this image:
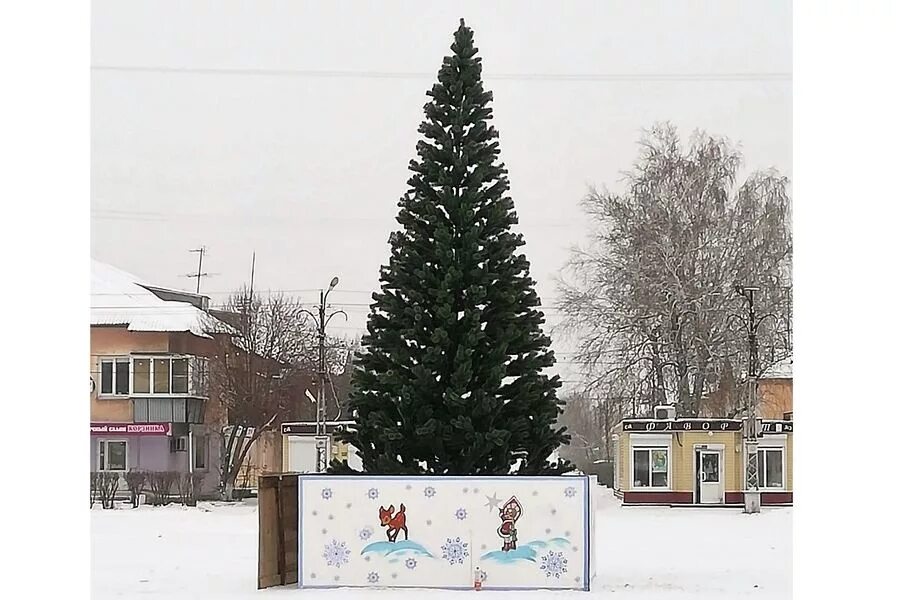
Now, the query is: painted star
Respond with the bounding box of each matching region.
[485,492,503,512]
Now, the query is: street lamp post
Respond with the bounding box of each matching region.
[735,284,762,514]
[301,277,347,473]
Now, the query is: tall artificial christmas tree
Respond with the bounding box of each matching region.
[336,20,570,475]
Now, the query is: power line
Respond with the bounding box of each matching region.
[89,299,769,315]
[90,302,571,313]
[92,285,790,300]
[89,210,585,229]
[89,288,379,297]
[91,65,792,83]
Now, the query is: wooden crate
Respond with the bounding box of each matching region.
[258,473,299,589]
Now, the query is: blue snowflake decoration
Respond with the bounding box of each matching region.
[455,508,467,520]
[367,572,379,584]
[405,558,417,570]
[424,486,436,498]
[367,488,379,500]
[359,526,373,541]
[540,551,568,579]
[564,486,577,498]
[441,537,469,565]
[321,487,333,500]
[323,539,350,568]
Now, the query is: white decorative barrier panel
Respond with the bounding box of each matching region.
[298,475,593,591]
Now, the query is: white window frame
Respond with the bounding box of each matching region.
[98,439,128,472]
[98,357,131,397]
[130,355,193,397]
[629,434,672,491]
[631,445,671,490]
[130,357,152,394]
[757,446,786,490]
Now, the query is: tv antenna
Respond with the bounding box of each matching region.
[186,246,218,294]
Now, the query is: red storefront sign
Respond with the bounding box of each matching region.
[90,423,171,436]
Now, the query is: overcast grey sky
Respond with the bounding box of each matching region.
[91,0,791,386]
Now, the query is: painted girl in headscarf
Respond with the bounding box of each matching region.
[497,496,522,552]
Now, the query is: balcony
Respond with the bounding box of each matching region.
[97,354,209,400]
[132,397,206,424]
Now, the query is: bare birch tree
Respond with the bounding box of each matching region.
[557,389,628,473]
[559,124,792,418]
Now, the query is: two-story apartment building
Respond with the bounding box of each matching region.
[759,355,793,420]
[90,259,229,498]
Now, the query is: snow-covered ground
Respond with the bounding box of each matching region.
[91,488,790,599]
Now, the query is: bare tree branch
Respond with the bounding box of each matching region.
[203,287,356,499]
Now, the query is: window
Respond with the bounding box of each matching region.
[98,356,202,397]
[133,358,151,393]
[757,448,784,488]
[172,359,189,394]
[99,358,130,396]
[153,358,171,393]
[98,440,127,471]
[132,357,194,396]
[193,435,208,470]
[633,447,669,488]
[170,437,187,453]
[701,453,720,483]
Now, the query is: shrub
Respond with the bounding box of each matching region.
[90,472,100,508]
[147,471,178,506]
[96,472,121,509]
[176,473,205,506]
[124,470,147,508]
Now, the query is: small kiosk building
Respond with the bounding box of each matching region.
[611,409,792,506]
[280,421,362,472]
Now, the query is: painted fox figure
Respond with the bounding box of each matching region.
[378,503,408,542]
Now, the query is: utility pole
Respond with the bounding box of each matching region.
[736,284,762,514]
[187,246,216,294]
[785,285,793,352]
[300,277,347,473]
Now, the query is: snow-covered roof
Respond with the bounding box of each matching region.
[760,355,793,380]
[91,259,213,337]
